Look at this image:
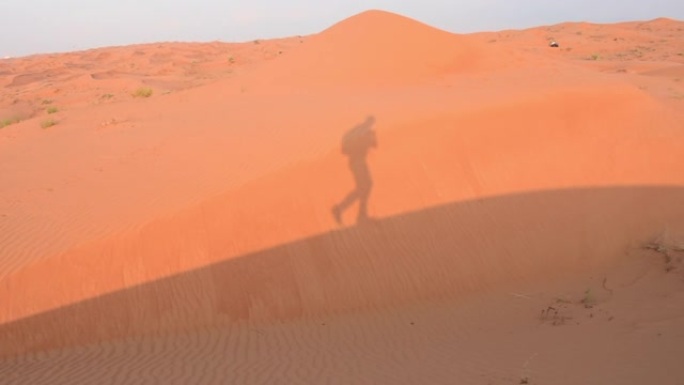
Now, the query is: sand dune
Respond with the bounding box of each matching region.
[1,9,684,384]
[2,186,684,357]
[238,10,516,90]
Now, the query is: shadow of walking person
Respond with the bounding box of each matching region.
[332,116,378,226]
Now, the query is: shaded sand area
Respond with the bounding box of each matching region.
[1,10,684,384]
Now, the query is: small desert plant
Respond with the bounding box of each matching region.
[132,87,153,98]
[41,119,58,129]
[643,233,684,271]
[101,93,114,100]
[228,56,236,64]
[41,99,53,105]
[540,305,570,326]
[1,118,19,128]
[589,54,601,61]
[46,106,58,114]
[581,289,596,308]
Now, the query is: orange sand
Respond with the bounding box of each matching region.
[1,10,684,384]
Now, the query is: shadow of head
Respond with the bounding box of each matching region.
[341,115,377,157]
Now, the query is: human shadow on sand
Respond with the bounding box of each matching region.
[332,115,378,226]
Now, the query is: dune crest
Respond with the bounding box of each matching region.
[242,9,510,89]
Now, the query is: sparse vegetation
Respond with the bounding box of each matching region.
[101,93,114,99]
[581,289,595,308]
[229,56,236,64]
[540,305,571,326]
[46,106,58,114]
[1,117,20,128]
[540,285,615,328]
[643,235,684,271]
[132,87,153,98]
[41,99,53,105]
[589,53,601,61]
[41,119,58,129]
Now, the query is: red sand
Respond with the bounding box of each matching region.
[1,10,684,384]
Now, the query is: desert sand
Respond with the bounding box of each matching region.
[1,9,684,384]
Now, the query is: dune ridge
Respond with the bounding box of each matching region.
[238,10,521,90]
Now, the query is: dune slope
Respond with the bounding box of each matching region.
[239,10,518,90]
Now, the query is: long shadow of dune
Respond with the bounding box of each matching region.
[2,186,683,358]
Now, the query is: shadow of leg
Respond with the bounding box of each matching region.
[333,190,360,225]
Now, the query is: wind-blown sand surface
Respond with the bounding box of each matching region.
[1,9,684,384]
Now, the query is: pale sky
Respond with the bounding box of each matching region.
[2,0,683,58]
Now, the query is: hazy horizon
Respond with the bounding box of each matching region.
[2,0,684,58]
